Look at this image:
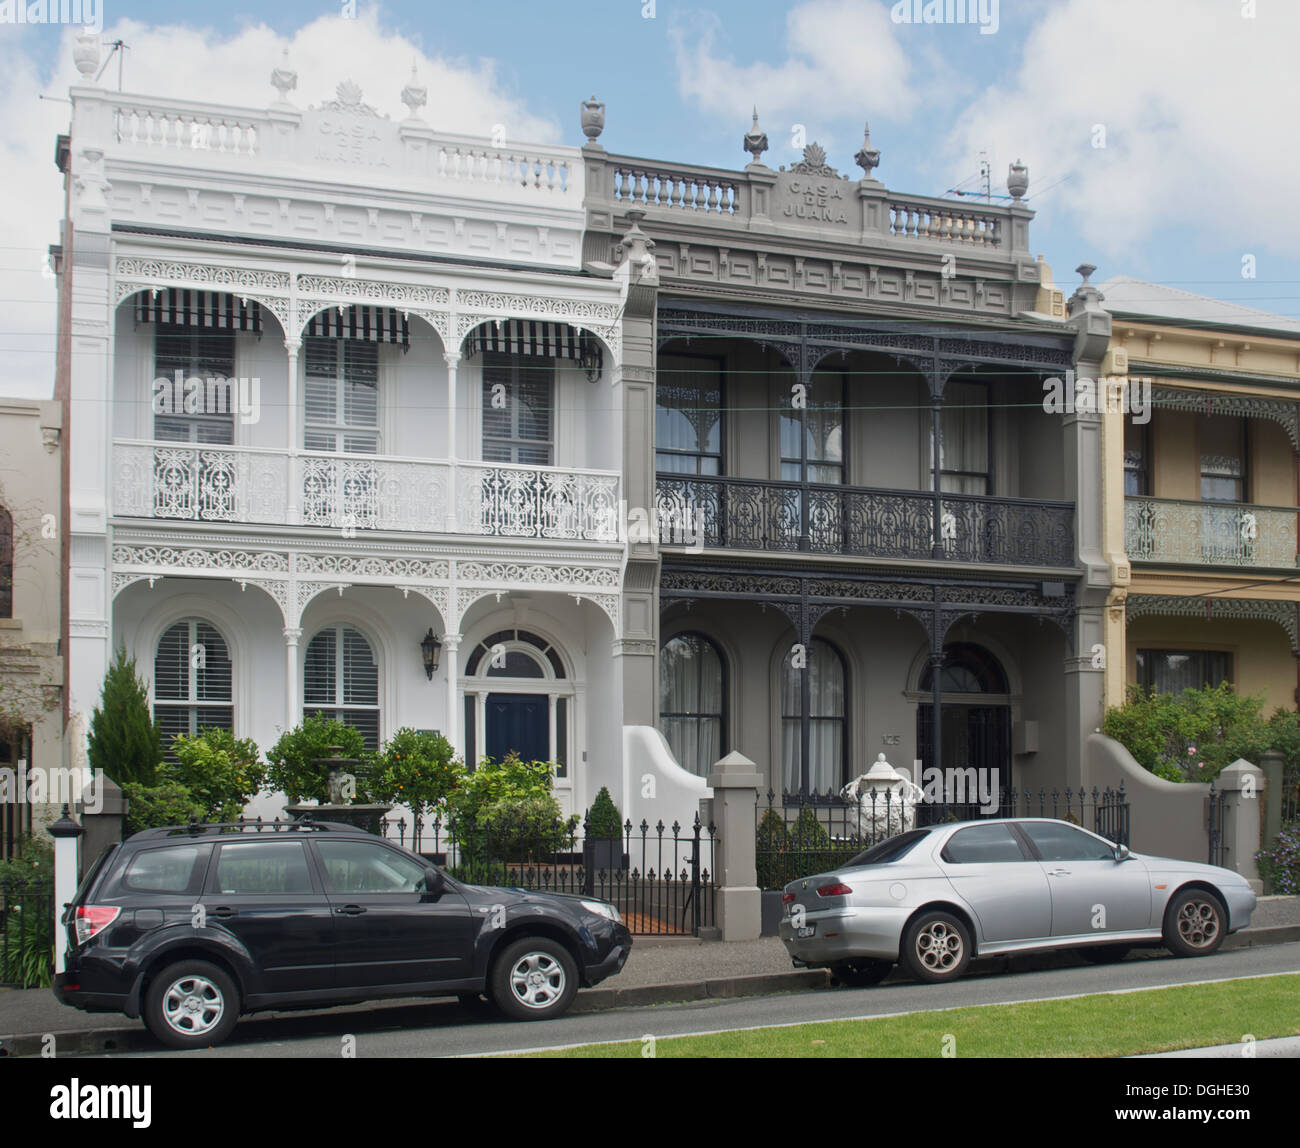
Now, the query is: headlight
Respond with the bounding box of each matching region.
[581,900,622,924]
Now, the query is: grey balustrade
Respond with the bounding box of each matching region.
[656,475,1074,567]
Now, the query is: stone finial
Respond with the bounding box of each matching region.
[73,30,100,80]
[581,95,605,146]
[743,107,769,166]
[401,63,427,122]
[1069,262,1106,314]
[854,122,881,180]
[1007,157,1029,199]
[271,47,297,105]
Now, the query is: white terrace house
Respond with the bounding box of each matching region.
[55,42,675,822]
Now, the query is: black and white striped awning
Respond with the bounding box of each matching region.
[465,319,601,369]
[135,289,263,333]
[305,306,410,350]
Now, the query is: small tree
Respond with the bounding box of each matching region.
[121,780,206,837]
[586,786,623,840]
[265,714,367,803]
[372,728,462,827]
[87,644,162,787]
[163,729,265,822]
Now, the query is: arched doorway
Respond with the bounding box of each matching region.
[916,642,1012,813]
[462,629,573,812]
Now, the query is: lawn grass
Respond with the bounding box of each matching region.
[514,974,1300,1058]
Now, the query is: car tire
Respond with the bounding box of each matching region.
[143,960,240,1050]
[900,911,972,984]
[1163,888,1227,958]
[830,960,893,987]
[489,937,579,1021]
[1079,944,1131,964]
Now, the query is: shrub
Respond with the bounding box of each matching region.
[0,866,53,987]
[121,780,205,836]
[163,728,264,822]
[87,644,162,787]
[755,807,792,890]
[1102,682,1277,782]
[265,715,369,803]
[586,786,624,840]
[1256,824,1300,895]
[481,793,579,864]
[448,754,574,874]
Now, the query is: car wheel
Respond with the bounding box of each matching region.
[901,911,971,984]
[1163,888,1227,957]
[489,937,579,1021]
[143,960,240,1050]
[830,960,893,987]
[1079,944,1131,964]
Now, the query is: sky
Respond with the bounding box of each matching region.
[2,0,1299,397]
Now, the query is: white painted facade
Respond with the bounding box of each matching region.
[58,47,643,824]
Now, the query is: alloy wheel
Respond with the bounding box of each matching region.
[915,919,965,973]
[1177,898,1221,950]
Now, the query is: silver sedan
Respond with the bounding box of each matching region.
[778,818,1257,986]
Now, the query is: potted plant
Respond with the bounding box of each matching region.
[582,786,627,877]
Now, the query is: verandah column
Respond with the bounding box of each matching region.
[284,337,300,525]
[283,626,302,730]
[441,634,461,753]
[444,350,460,533]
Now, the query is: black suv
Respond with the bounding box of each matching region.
[54,821,632,1049]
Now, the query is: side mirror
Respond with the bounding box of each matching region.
[1114,844,1131,862]
[421,868,446,899]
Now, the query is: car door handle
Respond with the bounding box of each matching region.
[211,906,238,919]
[1045,869,1071,877]
[335,905,367,916]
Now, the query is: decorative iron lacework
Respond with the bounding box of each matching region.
[111,545,289,572]
[1150,387,1299,451]
[1124,593,1298,649]
[656,310,1072,370]
[455,562,620,588]
[294,555,448,580]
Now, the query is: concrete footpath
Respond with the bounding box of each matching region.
[2,896,1298,1057]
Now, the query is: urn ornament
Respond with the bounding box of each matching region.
[581,96,605,144]
[1007,158,1029,200]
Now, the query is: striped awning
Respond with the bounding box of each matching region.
[465,319,602,369]
[305,306,410,350]
[135,289,263,332]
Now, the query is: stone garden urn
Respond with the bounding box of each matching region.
[284,745,391,835]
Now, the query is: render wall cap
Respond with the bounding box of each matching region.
[707,751,762,789]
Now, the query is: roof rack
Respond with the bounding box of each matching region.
[127,815,370,842]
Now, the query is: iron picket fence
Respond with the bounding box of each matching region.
[384,812,717,937]
[756,783,1131,890]
[1207,783,1227,868]
[0,877,54,988]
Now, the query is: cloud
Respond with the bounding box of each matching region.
[669,0,913,155]
[939,0,1300,260]
[0,8,560,397]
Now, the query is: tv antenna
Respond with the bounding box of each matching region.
[95,39,129,92]
[947,150,1015,203]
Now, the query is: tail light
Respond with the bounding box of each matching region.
[816,883,852,898]
[74,906,120,946]
[781,893,796,905]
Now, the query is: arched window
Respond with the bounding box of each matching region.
[781,638,846,795]
[154,619,233,756]
[919,642,1008,694]
[304,625,379,750]
[0,506,12,619]
[660,632,726,778]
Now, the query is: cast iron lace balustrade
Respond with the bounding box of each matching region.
[655,474,1074,567]
[1125,497,1299,569]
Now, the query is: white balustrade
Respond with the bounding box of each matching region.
[114,441,619,540]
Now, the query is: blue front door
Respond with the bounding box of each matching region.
[486,693,549,762]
